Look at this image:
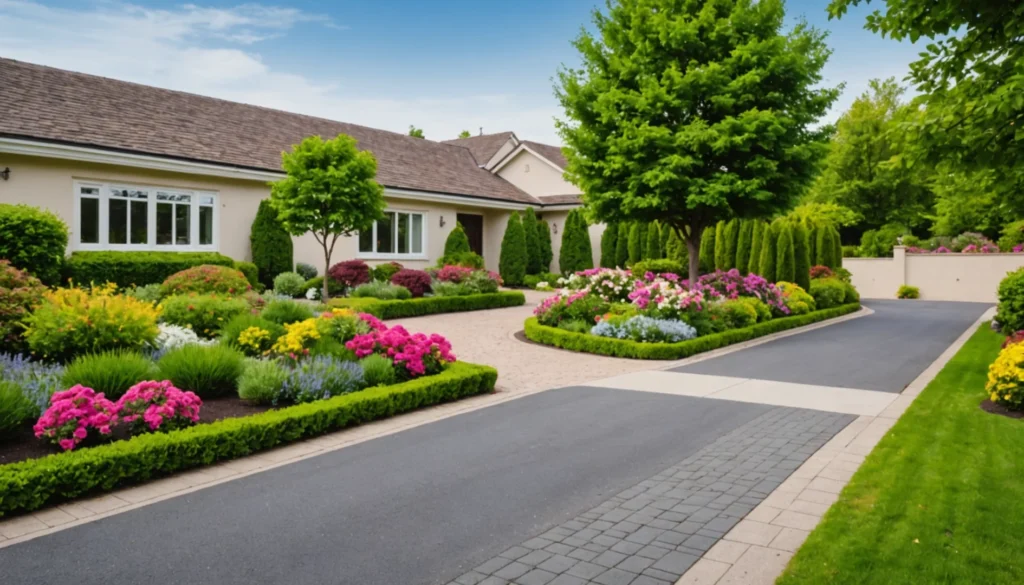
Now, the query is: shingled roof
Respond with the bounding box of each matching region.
[0,58,538,205]
[520,140,569,170]
[441,132,516,166]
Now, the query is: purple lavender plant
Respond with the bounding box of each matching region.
[0,353,65,415]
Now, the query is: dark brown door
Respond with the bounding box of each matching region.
[456,213,484,256]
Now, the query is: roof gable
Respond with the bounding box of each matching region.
[441,132,517,166]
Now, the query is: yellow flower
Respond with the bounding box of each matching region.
[238,326,271,352]
[271,318,321,354]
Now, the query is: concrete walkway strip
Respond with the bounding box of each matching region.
[586,371,899,417]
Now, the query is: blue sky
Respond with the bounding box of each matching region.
[0,0,921,144]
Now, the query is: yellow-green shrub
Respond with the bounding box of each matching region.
[986,342,1024,410]
[719,299,758,329]
[777,281,816,315]
[23,284,159,361]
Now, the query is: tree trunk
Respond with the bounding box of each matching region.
[684,226,702,288]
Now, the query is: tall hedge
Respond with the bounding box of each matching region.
[699,226,716,274]
[735,220,753,275]
[600,222,619,268]
[65,251,236,288]
[748,221,764,275]
[499,212,528,286]
[615,223,630,268]
[537,220,554,272]
[444,222,472,256]
[559,209,592,274]
[758,223,778,282]
[714,221,728,270]
[0,203,68,285]
[521,207,542,275]
[776,224,796,283]
[645,222,662,260]
[792,222,811,290]
[627,222,643,265]
[250,200,293,288]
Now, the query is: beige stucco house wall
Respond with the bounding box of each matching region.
[495,148,579,198]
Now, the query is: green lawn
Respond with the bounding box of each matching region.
[778,324,1024,585]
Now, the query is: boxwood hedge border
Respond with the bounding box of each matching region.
[329,291,526,319]
[523,303,862,360]
[0,361,496,517]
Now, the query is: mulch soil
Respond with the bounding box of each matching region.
[0,397,275,466]
[980,399,1024,420]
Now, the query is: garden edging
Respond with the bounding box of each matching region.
[329,291,526,319]
[0,361,497,518]
[523,303,863,360]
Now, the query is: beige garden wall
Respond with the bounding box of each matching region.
[845,246,1024,302]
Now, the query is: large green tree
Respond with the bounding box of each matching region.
[829,0,1024,208]
[805,78,934,235]
[250,199,293,288]
[556,0,837,284]
[270,134,385,299]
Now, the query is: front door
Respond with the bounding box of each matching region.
[456,213,484,257]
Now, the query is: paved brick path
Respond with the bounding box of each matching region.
[447,407,853,585]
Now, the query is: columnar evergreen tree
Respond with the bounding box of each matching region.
[723,219,740,270]
[748,221,764,275]
[600,222,619,268]
[699,227,716,274]
[577,212,595,270]
[556,0,837,284]
[637,223,650,261]
[627,222,643,265]
[735,220,753,275]
[615,222,630,268]
[714,221,729,271]
[444,222,472,256]
[666,227,687,266]
[537,219,554,272]
[645,222,662,260]
[661,222,672,258]
[807,225,818,267]
[792,222,812,290]
[250,199,294,288]
[758,224,778,282]
[521,207,542,275]
[560,209,593,274]
[776,224,796,283]
[499,212,528,285]
[830,225,844,269]
[815,226,831,268]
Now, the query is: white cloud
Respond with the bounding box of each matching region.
[0,0,564,144]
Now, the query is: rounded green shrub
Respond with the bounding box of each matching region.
[62,350,157,399]
[0,203,68,285]
[234,261,259,289]
[157,344,245,399]
[159,294,249,339]
[897,285,921,300]
[261,299,314,325]
[0,380,35,437]
[438,251,485,269]
[720,299,758,329]
[809,278,847,309]
[161,265,250,297]
[371,261,403,282]
[219,314,286,356]
[250,199,294,288]
[302,276,343,299]
[351,281,412,300]
[500,212,528,285]
[777,281,816,315]
[443,222,472,256]
[631,259,684,278]
[737,297,772,322]
[237,358,287,404]
[295,262,319,280]
[273,271,307,297]
[360,354,397,387]
[0,260,45,353]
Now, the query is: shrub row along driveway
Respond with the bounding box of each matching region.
[0,298,993,585]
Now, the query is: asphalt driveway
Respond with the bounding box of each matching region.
[673,300,990,392]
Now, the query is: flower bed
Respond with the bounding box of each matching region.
[523,268,860,359]
[329,291,526,319]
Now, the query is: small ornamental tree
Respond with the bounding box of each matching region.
[270,134,385,300]
[776,223,796,283]
[444,222,472,256]
[537,219,554,272]
[499,212,528,285]
[759,223,778,282]
[736,220,753,275]
[645,222,662,260]
[250,199,293,288]
[615,222,631,268]
[792,222,812,290]
[627,222,643,265]
[699,227,716,274]
[556,0,836,284]
[601,222,619,268]
[522,207,542,275]
[748,221,764,275]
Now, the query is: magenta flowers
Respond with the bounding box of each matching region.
[33,385,118,450]
[117,380,202,434]
[347,322,455,378]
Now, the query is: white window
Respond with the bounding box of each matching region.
[358,210,426,259]
[74,181,217,251]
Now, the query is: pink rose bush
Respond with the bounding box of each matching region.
[33,385,118,450]
[117,380,201,434]
[347,315,455,378]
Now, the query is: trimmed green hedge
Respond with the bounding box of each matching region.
[64,251,236,288]
[0,361,496,517]
[524,303,862,360]
[329,291,526,319]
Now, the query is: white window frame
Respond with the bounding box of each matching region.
[73,180,219,252]
[357,209,428,260]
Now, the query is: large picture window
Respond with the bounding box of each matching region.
[358,210,425,259]
[74,181,217,251]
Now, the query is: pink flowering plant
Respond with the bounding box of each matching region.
[116,380,202,435]
[534,290,610,326]
[347,321,456,378]
[435,265,476,283]
[33,385,118,450]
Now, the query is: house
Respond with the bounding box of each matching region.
[0,57,601,275]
